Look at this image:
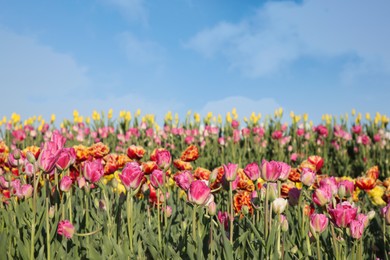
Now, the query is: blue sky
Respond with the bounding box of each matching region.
[0,0,389,123]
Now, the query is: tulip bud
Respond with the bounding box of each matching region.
[272,198,288,214]
[367,210,376,220]
[49,206,55,218]
[241,205,249,216]
[26,151,37,164]
[209,169,218,184]
[280,215,289,232]
[99,200,106,211]
[208,201,217,216]
[300,168,316,186]
[163,206,172,218]
[223,163,238,182]
[267,183,278,202]
[338,185,346,199]
[110,178,118,188]
[13,149,21,160]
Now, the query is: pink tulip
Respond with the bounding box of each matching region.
[188,180,212,206]
[356,213,369,228]
[319,177,338,195]
[57,220,75,239]
[156,149,171,169]
[337,180,355,198]
[349,219,365,239]
[300,168,316,186]
[119,162,144,190]
[381,203,390,225]
[329,202,358,228]
[56,147,76,171]
[24,162,36,177]
[261,160,281,182]
[60,176,73,192]
[208,201,217,216]
[278,162,291,181]
[21,184,33,199]
[217,211,229,231]
[223,163,238,182]
[150,169,164,188]
[38,149,61,173]
[231,120,239,129]
[173,170,194,191]
[243,162,260,181]
[312,185,332,206]
[310,213,329,234]
[83,159,104,183]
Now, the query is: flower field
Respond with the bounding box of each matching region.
[0,108,389,259]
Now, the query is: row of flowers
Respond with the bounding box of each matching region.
[0,129,389,259]
[1,109,389,181]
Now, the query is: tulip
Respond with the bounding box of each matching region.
[38,149,61,173]
[280,214,289,232]
[56,147,76,171]
[356,213,369,228]
[60,176,73,192]
[349,219,365,239]
[312,185,332,206]
[208,201,217,216]
[150,169,164,188]
[300,168,316,186]
[355,176,376,191]
[173,170,194,191]
[155,149,171,169]
[223,163,238,182]
[57,220,75,239]
[127,145,145,160]
[261,160,281,182]
[180,145,199,162]
[337,180,354,198]
[83,159,104,183]
[243,162,260,181]
[188,180,212,206]
[310,213,329,234]
[329,202,358,228]
[119,162,144,190]
[278,162,291,181]
[272,198,288,214]
[217,211,229,231]
[24,162,36,177]
[382,203,390,225]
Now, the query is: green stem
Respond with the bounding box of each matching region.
[85,194,90,259]
[157,192,162,250]
[277,213,281,258]
[265,183,270,239]
[126,193,134,254]
[316,236,321,259]
[331,225,339,259]
[192,205,197,242]
[229,182,234,244]
[30,171,41,260]
[46,196,51,260]
[384,219,388,260]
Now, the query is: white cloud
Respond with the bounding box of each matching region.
[186,0,390,80]
[0,27,90,101]
[99,0,148,25]
[0,27,180,123]
[118,32,166,68]
[200,96,281,120]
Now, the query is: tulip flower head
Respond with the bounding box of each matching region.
[188,180,212,206]
[310,213,329,234]
[57,220,75,239]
